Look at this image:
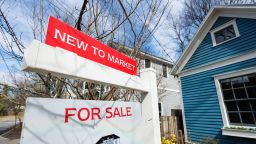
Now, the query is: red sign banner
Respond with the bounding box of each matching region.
[45,16,137,75]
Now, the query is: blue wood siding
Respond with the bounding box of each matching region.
[183,17,256,71]
[211,17,233,30]
[181,58,256,143]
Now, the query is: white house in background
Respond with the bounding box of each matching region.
[108,42,181,116]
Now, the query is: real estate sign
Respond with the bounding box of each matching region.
[21,97,143,144]
[21,16,161,144]
[45,16,137,75]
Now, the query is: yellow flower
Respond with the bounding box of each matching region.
[170,134,176,143]
[162,137,171,144]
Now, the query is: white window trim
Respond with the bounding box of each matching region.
[210,19,240,47]
[178,79,188,142]
[142,59,145,69]
[214,67,256,138]
[222,128,256,139]
[166,66,169,78]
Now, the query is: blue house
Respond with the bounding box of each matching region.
[171,6,256,143]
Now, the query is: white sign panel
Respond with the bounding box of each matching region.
[22,40,148,92]
[21,97,143,144]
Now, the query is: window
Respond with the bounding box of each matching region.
[145,59,151,68]
[219,74,256,127]
[211,19,239,46]
[162,64,167,78]
[171,109,182,117]
[158,103,162,117]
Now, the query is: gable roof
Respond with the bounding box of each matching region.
[171,6,256,76]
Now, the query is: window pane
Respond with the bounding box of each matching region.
[220,73,256,127]
[246,86,256,98]
[241,112,255,124]
[220,79,231,89]
[231,77,244,88]
[162,65,167,78]
[223,90,234,100]
[145,59,151,68]
[251,100,256,111]
[214,25,236,44]
[244,75,256,86]
[228,112,241,124]
[158,103,161,117]
[234,88,247,99]
[225,101,238,111]
[215,34,225,44]
[225,25,236,39]
[238,101,250,111]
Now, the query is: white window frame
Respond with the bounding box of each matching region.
[142,59,145,69]
[210,19,240,46]
[214,67,256,138]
